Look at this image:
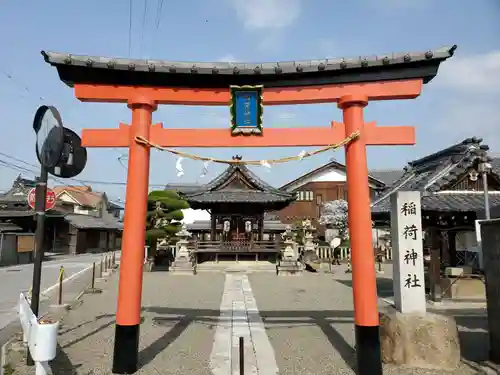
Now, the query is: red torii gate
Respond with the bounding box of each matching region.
[42,45,455,375]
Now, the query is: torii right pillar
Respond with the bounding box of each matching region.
[339,94,384,375]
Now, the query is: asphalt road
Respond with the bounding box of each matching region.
[0,253,116,331]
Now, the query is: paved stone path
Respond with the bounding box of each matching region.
[210,273,278,375]
[3,264,489,375]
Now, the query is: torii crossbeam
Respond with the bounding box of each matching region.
[42,45,456,375]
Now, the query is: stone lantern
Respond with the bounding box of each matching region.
[277,225,303,276]
[170,225,195,275]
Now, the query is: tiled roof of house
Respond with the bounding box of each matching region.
[372,193,500,213]
[64,213,123,230]
[372,137,500,214]
[368,169,405,188]
[280,159,386,191]
[53,185,104,208]
[0,175,37,204]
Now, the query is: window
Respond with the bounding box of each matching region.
[316,194,323,217]
[295,190,314,201]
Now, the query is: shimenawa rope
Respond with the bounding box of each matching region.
[134,131,360,166]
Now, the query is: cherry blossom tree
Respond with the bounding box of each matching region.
[319,199,349,241]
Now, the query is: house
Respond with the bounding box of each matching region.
[275,159,387,236]
[53,186,122,219]
[0,176,123,265]
[371,137,500,269]
[51,185,123,254]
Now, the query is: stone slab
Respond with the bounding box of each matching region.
[380,306,461,370]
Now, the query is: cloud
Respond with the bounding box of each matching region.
[434,51,500,93]
[229,0,301,30]
[217,54,238,62]
[431,50,500,148]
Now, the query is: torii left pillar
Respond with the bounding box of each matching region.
[112,96,157,373]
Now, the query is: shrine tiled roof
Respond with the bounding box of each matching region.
[371,137,500,214]
[185,190,294,204]
[174,161,295,208]
[41,45,456,89]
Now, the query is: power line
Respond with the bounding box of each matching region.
[0,152,167,188]
[139,0,149,56]
[154,0,164,30]
[151,0,164,53]
[1,70,45,102]
[128,0,133,56]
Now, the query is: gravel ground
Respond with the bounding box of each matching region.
[3,264,490,375]
[249,266,486,375]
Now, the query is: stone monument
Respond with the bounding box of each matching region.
[380,191,460,369]
[277,225,303,275]
[170,226,195,275]
[390,191,426,313]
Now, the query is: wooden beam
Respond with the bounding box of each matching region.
[81,121,415,148]
[74,79,423,106]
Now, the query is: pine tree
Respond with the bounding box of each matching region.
[145,190,190,259]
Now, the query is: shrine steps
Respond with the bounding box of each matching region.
[195,261,278,274]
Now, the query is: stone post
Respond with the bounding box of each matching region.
[170,226,195,275]
[480,218,500,363]
[390,191,426,314]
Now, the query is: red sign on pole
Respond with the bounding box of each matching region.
[27,188,57,211]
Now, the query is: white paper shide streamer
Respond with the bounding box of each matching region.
[260,160,271,171]
[298,150,307,161]
[200,160,211,178]
[176,157,184,177]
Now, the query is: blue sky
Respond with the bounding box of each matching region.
[0,0,499,202]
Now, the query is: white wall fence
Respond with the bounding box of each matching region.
[303,246,393,262]
[166,244,394,262]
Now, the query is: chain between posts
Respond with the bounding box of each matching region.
[134,131,360,165]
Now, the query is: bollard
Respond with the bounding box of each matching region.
[239,336,244,375]
[104,256,108,273]
[108,254,112,269]
[91,262,96,289]
[58,266,64,306]
[112,251,116,266]
[99,257,103,278]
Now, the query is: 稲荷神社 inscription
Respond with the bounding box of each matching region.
[391,191,426,314]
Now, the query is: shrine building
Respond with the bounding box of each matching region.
[167,155,295,264]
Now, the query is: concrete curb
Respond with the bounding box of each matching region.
[0,335,16,375]
[0,262,120,373]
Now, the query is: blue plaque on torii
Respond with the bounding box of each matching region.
[230,85,263,135]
